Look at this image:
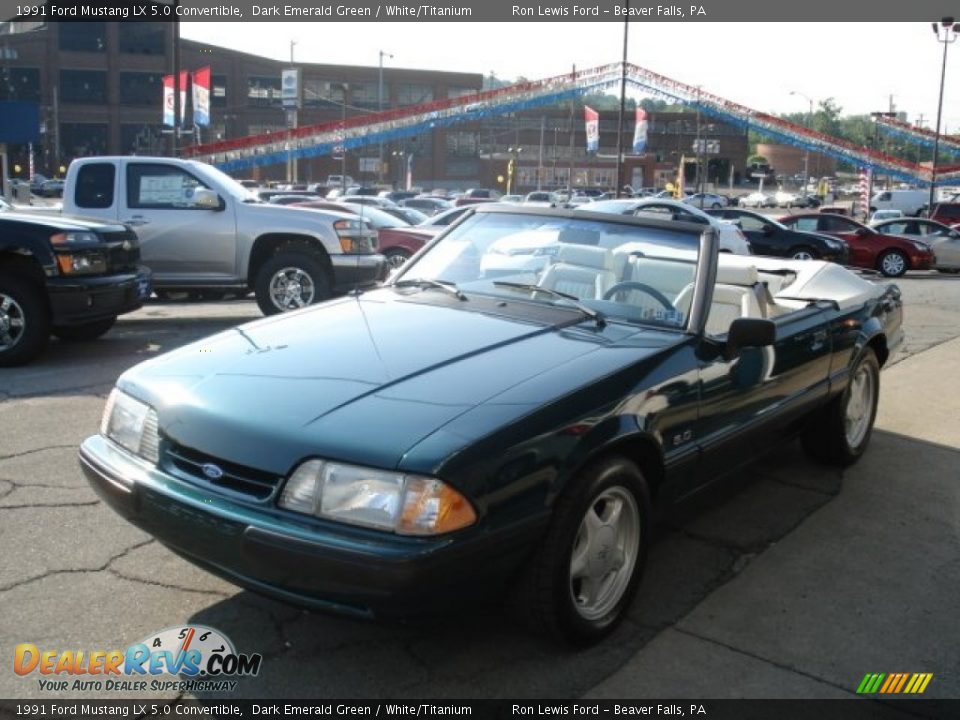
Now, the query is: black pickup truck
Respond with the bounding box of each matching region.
[0,212,151,366]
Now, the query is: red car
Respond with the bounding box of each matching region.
[780,213,934,277]
[376,226,439,269]
[454,188,502,207]
[930,202,960,225]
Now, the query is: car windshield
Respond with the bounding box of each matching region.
[393,210,703,331]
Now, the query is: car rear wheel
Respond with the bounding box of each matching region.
[510,456,650,645]
[801,347,879,466]
[51,317,116,342]
[0,273,49,367]
[255,246,331,316]
[877,250,908,277]
[384,248,412,270]
[789,246,820,261]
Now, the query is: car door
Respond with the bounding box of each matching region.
[817,216,872,266]
[731,211,778,255]
[696,302,833,485]
[922,224,960,267]
[121,162,239,283]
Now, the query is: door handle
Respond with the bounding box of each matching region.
[123,217,149,227]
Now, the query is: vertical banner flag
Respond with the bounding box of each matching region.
[179,71,189,124]
[192,67,211,127]
[584,106,599,154]
[162,74,174,127]
[633,108,648,154]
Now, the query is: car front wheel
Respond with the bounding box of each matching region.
[255,245,331,315]
[0,273,49,367]
[801,347,880,466]
[789,246,820,261]
[511,456,651,645]
[384,248,412,270]
[877,250,908,277]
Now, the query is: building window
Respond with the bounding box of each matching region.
[350,82,378,109]
[60,70,107,104]
[302,79,344,107]
[447,86,477,99]
[446,132,478,157]
[60,123,108,159]
[445,158,479,178]
[121,124,165,155]
[0,68,40,102]
[212,74,227,108]
[58,22,106,52]
[118,22,165,54]
[74,163,115,209]
[119,72,163,107]
[397,83,433,106]
[247,76,281,107]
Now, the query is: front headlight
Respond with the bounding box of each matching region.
[278,459,477,536]
[100,389,160,463]
[55,251,108,275]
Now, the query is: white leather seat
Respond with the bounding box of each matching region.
[538,245,616,300]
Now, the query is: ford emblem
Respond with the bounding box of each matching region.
[201,463,224,480]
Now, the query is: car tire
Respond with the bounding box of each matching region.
[51,317,116,342]
[384,248,412,270]
[0,272,50,367]
[711,202,722,209]
[801,347,880,467]
[255,245,331,316]
[877,249,908,277]
[789,246,820,261]
[510,456,651,646]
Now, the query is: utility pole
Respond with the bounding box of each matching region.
[536,115,545,191]
[288,40,298,184]
[377,50,393,185]
[568,64,575,196]
[929,19,958,216]
[171,20,180,157]
[615,5,630,198]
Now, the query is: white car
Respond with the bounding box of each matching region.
[739,192,776,208]
[523,191,560,208]
[869,209,905,225]
[580,198,752,254]
[684,193,728,209]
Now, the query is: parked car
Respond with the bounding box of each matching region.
[455,188,502,206]
[0,212,151,365]
[341,195,398,209]
[375,226,436,269]
[291,200,412,267]
[707,208,849,262]
[870,218,960,272]
[500,194,524,204]
[929,202,960,225]
[779,213,934,277]
[326,174,355,189]
[738,191,776,208]
[869,189,928,216]
[416,204,473,230]
[81,204,903,645]
[401,197,453,215]
[523,191,559,208]
[257,189,322,203]
[579,198,752,254]
[268,194,325,206]
[28,174,49,195]
[39,179,65,198]
[379,190,419,203]
[379,205,428,226]
[61,157,387,315]
[869,209,904,224]
[684,192,728,209]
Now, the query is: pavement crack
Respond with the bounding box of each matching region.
[0,538,154,594]
[672,626,859,697]
[106,567,232,598]
[0,500,101,509]
[0,444,79,462]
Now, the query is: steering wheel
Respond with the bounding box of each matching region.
[603,281,675,310]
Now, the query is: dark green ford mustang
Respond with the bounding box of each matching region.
[80,205,902,644]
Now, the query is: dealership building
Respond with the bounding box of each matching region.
[1,20,748,190]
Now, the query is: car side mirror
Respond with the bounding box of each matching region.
[192,188,222,210]
[726,317,776,358]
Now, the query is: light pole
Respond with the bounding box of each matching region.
[789,90,814,195]
[378,50,393,185]
[615,2,630,197]
[335,82,349,193]
[929,18,959,215]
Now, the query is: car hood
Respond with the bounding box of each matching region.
[1,212,128,234]
[119,290,675,476]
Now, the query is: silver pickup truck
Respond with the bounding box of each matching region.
[62,157,387,314]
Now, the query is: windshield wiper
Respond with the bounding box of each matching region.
[493,281,606,328]
[393,278,467,301]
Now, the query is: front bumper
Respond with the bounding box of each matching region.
[78,435,543,618]
[330,253,389,293]
[47,267,152,326]
[909,252,934,271]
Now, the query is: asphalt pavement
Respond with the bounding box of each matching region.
[1,272,958,702]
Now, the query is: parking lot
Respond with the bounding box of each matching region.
[1,271,958,702]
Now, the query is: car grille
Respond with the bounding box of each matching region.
[163,444,283,501]
[101,231,141,272]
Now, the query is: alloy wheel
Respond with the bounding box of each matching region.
[0,293,26,351]
[844,363,875,448]
[269,267,316,311]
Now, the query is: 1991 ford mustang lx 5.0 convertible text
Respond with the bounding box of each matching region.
[80,205,902,644]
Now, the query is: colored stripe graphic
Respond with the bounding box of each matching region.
[857,673,932,694]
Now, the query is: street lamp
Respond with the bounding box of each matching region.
[789,90,814,195]
[334,82,349,193]
[929,18,959,215]
[378,50,393,184]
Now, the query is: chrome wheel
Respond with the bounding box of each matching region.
[844,363,875,448]
[792,250,814,261]
[0,293,26,351]
[386,251,410,270]
[268,267,316,311]
[569,486,640,621]
[881,252,906,277]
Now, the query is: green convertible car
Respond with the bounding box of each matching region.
[80,205,902,645]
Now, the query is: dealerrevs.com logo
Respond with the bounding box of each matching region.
[14,625,262,693]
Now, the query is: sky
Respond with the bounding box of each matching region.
[181,22,960,131]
